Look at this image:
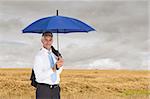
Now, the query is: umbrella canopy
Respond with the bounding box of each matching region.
[22,10,95,51]
[23,16,95,33]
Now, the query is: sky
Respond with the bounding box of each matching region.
[0,0,149,70]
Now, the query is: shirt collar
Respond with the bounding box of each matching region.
[41,47,52,54]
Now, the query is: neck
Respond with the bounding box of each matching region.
[43,46,51,51]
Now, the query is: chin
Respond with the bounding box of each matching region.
[44,46,51,49]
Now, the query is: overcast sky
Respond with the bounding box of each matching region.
[0,0,149,70]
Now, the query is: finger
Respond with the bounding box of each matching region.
[58,58,63,62]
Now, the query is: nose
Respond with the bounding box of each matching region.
[47,41,52,45]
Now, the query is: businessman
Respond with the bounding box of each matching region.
[33,32,64,99]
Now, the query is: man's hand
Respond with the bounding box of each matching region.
[56,56,64,68]
[52,56,64,72]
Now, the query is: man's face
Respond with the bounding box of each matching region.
[42,36,53,50]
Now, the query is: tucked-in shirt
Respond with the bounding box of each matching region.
[33,47,63,85]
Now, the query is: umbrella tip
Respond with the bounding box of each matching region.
[56,10,58,16]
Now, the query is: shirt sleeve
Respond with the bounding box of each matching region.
[33,55,54,82]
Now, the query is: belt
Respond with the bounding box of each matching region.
[38,83,59,89]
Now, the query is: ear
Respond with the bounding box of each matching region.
[41,38,44,43]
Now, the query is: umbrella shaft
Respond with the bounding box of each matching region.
[57,32,59,52]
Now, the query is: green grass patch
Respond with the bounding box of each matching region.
[122,89,150,96]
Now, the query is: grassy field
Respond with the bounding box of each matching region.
[0,68,149,99]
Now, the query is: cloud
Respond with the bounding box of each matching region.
[89,58,121,69]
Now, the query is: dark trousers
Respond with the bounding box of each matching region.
[36,84,60,99]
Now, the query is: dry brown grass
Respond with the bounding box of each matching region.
[0,68,149,99]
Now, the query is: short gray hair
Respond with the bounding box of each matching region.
[42,32,53,37]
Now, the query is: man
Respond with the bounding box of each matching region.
[33,32,64,99]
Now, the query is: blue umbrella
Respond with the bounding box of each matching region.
[22,10,95,51]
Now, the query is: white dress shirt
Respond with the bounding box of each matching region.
[33,47,63,85]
